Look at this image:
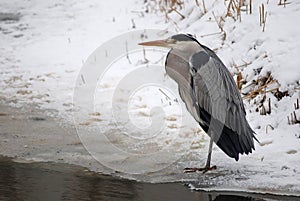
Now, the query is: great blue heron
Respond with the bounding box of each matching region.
[139,34,258,172]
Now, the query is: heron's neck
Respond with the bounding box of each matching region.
[165,49,190,86]
[165,42,203,84]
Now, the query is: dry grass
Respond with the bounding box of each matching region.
[212,11,227,42]
[236,70,292,116]
[195,0,207,13]
[288,98,300,125]
[237,68,299,122]
[243,73,278,100]
[144,0,299,121]
[232,60,251,91]
[145,0,208,22]
[278,0,290,7]
[259,3,267,32]
[157,0,185,20]
[226,0,246,22]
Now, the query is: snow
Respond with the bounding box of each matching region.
[0,0,299,196]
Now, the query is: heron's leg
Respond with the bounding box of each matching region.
[205,134,214,168]
[184,135,217,173]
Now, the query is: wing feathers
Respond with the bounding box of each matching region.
[188,48,257,160]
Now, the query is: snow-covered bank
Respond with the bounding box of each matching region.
[0,0,163,116]
[0,0,299,195]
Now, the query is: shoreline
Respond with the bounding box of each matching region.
[0,102,107,173]
[0,155,299,201]
[0,102,300,198]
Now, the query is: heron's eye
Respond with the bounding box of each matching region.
[186,33,196,39]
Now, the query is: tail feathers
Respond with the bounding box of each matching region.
[215,124,257,161]
[198,108,257,161]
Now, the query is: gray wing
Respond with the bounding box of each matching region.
[188,49,257,160]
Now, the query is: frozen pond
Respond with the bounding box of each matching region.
[0,156,297,201]
[0,103,299,196]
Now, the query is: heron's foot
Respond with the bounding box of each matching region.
[184,165,217,173]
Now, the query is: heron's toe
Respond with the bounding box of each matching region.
[184,165,217,173]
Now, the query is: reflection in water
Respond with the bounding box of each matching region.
[0,157,137,201]
[0,156,297,201]
[214,195,255,201]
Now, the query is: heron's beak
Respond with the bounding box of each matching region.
[138,40,169,47]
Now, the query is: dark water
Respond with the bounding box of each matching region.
[0,156,298,201]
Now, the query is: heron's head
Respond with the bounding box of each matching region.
[138,34,198,50]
